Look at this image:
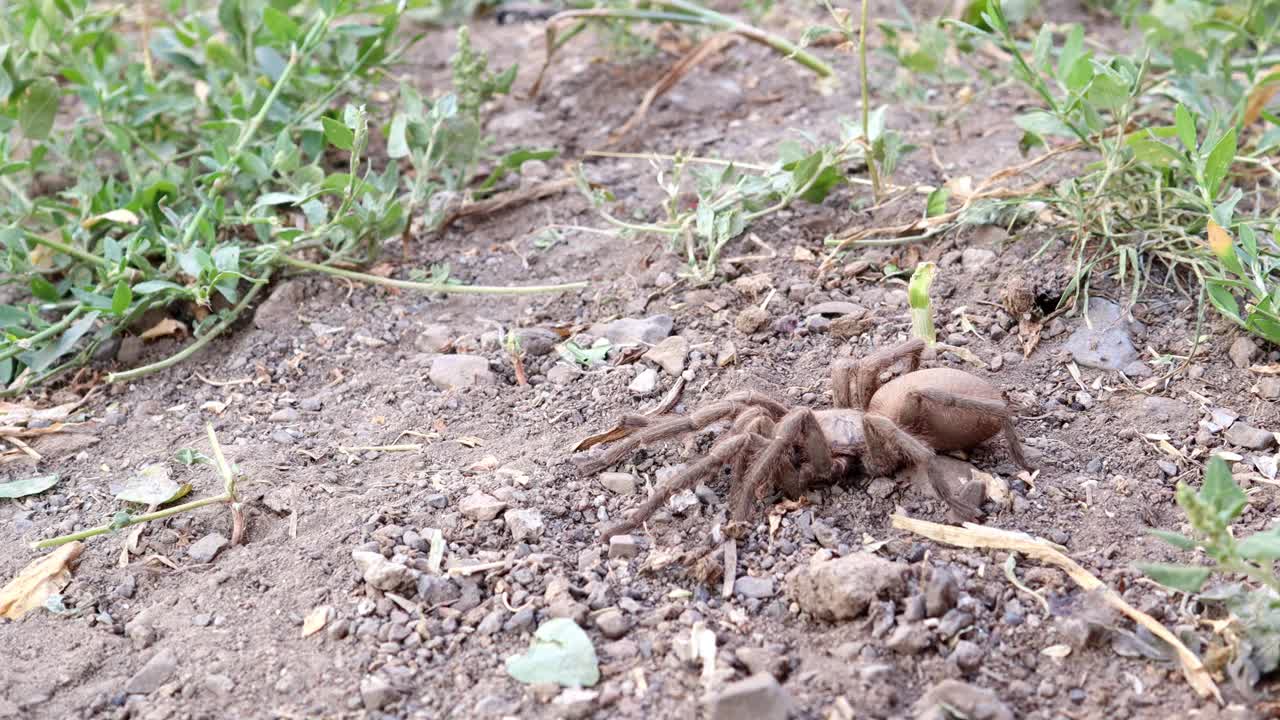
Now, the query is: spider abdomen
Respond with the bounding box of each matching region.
[868,367,1005,451]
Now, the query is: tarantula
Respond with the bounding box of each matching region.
[577,338,1031,540]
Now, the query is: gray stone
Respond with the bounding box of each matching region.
[415,324,452,353]
[476,609,505,635]
[125,648,178,695]
[735,647,786,679]
[706,673,791,720]
[608,534,641,560]
[1209,407,1239,431]
[599,472,636,495]
[787,552,909,621]
[187,534,227,563]
[547,363,578,385]
[961,248,996,272]
[429,355,495,390]
[1063,298,1138,370]
[925,567,959,617]
[938,610,974,639]
[668,488,700,514]
[253,280,304,331]
[949,640,985,673]
[204,673,234,695]
[359,674,401,711]
[1229,336,1259,369]
[734,575,775,599]
[806,301,866,317]
[595,609,631,639]
[504,508,545,542]
[643,336,689,375]
[351,550,411,591]
[516,328,558,357]
[629,368,659,395]
[593,315,673,347]
[268,407,299,423]
[1225,423,1276,450]
[459,492,507,521]
[551,688,598,720]
[914,680,1013,720]
[1260,378,1280,400]
[886,623,933,654]
[1122,360,1152,378]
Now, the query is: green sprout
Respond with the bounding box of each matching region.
[908,261,938,346]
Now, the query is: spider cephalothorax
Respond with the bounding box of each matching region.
[576,338,1031,540]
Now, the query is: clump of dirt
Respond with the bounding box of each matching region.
[2,7,1277,720]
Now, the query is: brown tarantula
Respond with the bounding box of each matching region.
[577,338,1031,540]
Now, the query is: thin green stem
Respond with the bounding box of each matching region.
[23,231,109,269]
[655,0,834,78]
[31,493,232,549]
[859,0,881,201]
[106,276,272,384]
[280,256,589,295]
[0,307,85,363]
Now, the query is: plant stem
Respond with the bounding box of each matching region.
[106,276,271,384]
[280,256,589,294]
[858,0,882,201]
[31,493,232,549]
[0,306,85,364]
[654,0,834,78]
[23,231,109,268]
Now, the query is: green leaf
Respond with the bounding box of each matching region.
[1206,281,1242,325]
[133,280,186,295]
[0,474,60,499]
[1014,110,1076,139]
[112,464,191,506]
[926,188,949,217]
[175,448,211,466]
[1201,455,1247,522]
[1174,104,1197,153]
[1149,529,1197,551]
[322,116,354,151]
[1137,562,1212,594]
[111,280,132,315]
[799,166,843,204]
[262,7,299,42]
[21,311,99,373]
[505,618,600,687]
[19,77,59,141]
[387,112,409,159]
[1238,528,1280,562]
[1202,127,1237,198]
[30,276,60,302]
[555,341,610,368]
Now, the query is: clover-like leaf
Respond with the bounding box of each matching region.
[506,618,599,687]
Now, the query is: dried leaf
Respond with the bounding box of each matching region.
[81,209,141,229]
[302,605,332,638]
[466,455,500,472]
[140,317,188,342]
[456,436,484,448]
[0,542,83,620]
[112,464,190,506]
[892,514,1221,703]
[1042,643,1072,659]
[1243,65,1280,125]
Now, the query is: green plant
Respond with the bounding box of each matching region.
[34,424,241,549]
[580,137,859,281]
[908,261,937,345]
[805,2,917,202]
[0,1,583,395]
[1139,456,1280,691]
[940,1,1279,342]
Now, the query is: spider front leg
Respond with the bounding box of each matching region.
[600,433,751,541]
[577,391,787,475]
[833,338,927,409]
[737,408,834,521]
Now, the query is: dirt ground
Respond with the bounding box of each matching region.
[3,2,1280,719]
